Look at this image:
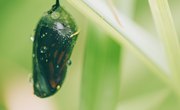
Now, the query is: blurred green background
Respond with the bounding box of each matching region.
[0,0,180,110]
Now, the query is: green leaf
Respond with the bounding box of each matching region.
[80,23,122,110]
[65,0,172,87]
[149,0,180,85]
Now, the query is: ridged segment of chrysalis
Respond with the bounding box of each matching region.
[32,0,78,98]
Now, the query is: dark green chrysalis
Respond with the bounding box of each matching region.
[32,0,79,98]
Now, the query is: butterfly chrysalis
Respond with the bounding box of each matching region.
[32,0,79,98]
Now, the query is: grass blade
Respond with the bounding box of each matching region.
[65,0,172,80]
[149,0,180,85]
[80,23,121,110]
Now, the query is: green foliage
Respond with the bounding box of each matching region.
[80,23,121,110]
[0,0,180,110]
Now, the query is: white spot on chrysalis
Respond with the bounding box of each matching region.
[51,12,60,19]
[32,54,35,58]
[56,65,59,68]
[30,37,34,42]
[55,22,64,30]
[57,85,61,90]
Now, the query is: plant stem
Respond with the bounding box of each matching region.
[149,0,180,86]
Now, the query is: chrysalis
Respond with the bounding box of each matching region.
[32,0,79,98]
